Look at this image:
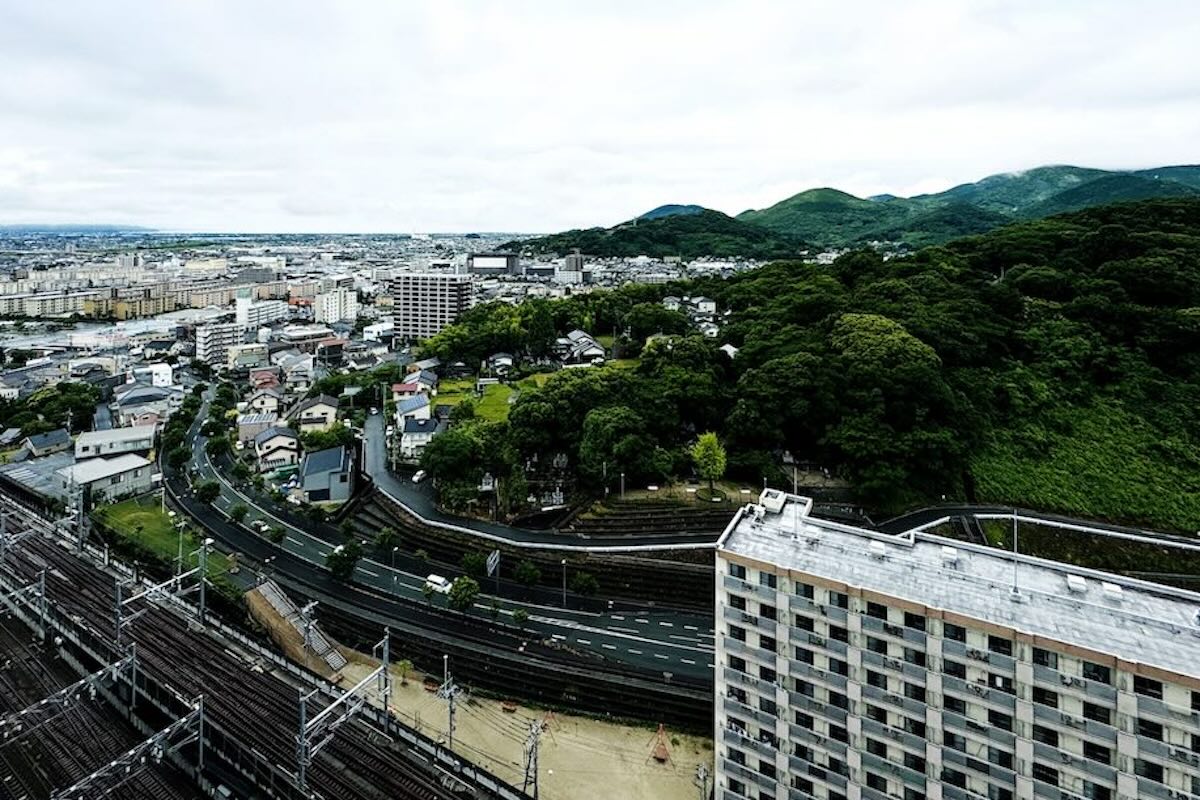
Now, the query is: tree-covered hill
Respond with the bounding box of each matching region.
[502,209,806,260]
[638,204,707,220]
[737,163,1200,248]
[427,198,1200,532]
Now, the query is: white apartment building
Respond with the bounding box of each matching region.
[314,287,359,324]
[195,322,242,369]
[715,490,1200,800]
[390,273,471,340]
[235,288,290,328]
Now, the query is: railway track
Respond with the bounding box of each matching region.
[0,523,512,800]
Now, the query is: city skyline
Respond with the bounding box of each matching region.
[1,1,1198,232]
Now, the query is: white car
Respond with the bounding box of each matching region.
[370,407,379,415]
[424,574,452,595]
[412,469,427,483]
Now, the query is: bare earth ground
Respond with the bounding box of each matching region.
[248,585,713,799]
[339,655,713,800]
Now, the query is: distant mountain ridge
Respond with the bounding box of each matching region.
[738,164,1200,247]
[501,208,806,260]
[638,204,707,220]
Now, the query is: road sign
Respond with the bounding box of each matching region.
[487,549,500,577]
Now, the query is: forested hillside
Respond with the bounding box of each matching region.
[502,209,806,259]
[426,199,1200,531]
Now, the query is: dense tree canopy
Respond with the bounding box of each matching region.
[420,198,1200,530]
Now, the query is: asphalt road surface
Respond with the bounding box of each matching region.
[184,394,715,680]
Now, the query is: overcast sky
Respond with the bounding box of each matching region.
[1,1,1198,233]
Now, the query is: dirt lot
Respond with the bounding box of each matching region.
[248,585,713,799]
[341,655,713,800]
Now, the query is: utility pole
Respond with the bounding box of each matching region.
[196,538,212,625]
[560,559,566,608]
[437,654,462,752]
[522,719,544,799]
[694,764,711,800]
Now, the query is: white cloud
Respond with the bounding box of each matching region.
[1,0,1197,231]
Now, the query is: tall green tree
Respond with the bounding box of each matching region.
[691,432,727,493]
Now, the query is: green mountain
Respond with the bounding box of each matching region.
[738,164,1200,248]
[503,209,806,260]
[1021,173,1200,218]
[638,204,707,220]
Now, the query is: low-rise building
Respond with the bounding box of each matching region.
[253,426,300,473]
[246,388,283,414]
[399,417,445,461]
[299,445,353,503]
[56,453,154,502]
[285,395,339,433]
[236,412,278,443]
[22,429,71,458]
[74,425,155,460]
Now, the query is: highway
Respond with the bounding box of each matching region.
[182,393,715,680]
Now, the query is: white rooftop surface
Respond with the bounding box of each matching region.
[719,494,1200,678]
[56,453,151,484]
[75,426,155,446]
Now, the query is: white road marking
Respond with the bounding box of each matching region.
[358,567,379,577]
[681,658,696,665]
[602,644,617,650]
[627,648,643,655]
[659,622,674,628]
[286,537,305,546]
[576,639,591,645]
[654,654,669,660]
[683,625,698,631]
[552,634,566,641]
[608,626,638,634]
[634,618,649,624]
[610,615,625,621]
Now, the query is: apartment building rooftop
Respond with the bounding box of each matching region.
[718,491,1200,679]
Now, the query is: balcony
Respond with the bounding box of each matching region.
[942,710,1017,749]
[722,724,777,759]
[724,573,776,603]
[861,648,928,684]
[789,657,849,691]
[787,690,848,723]
[1136,693,1200,727]
[1030,702,1117,744]
[787,751,849,790]
[860,715,929,755]
[787,722,848,758]
[723,604,780,638]
[860,749,928,790]
[942,673,1017,711]
[722,759,778,793]
[789,594,848,624]
[860,682,927,717]
[723,694,778,728]
[860,614,928,647]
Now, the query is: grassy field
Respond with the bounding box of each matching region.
[435,378,515,422]
[971,400,1200,533]
[93,497,232,578]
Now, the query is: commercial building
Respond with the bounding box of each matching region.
[715,490,1200,800]
[468,252,520,276]
[314,287,359,324]
[195,322,242,369]
[390,273,471,340]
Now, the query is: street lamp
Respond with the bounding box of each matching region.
[391,546,400,594]
[561,559,567,608]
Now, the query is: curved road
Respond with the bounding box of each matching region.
[183,396,714,680]
[361,413,724,551]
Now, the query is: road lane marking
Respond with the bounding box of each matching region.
[286,537,305,546]
[359,567,379,577]
[608,626,638,634]
[552,634,566,641]
[576,639,591,645]
[683,625,698,631]
[627,649,643,655]
[659,622,673,627]
[634,618,649,624]
[602,644,617,650]
[654,654,669,660]
[681,658,696,665]
[610,615,625,620]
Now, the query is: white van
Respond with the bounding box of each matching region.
[424,574,452,595]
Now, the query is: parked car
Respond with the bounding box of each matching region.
[412,469,427,483]
[370,407,379,415]
[424,574,452,595]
